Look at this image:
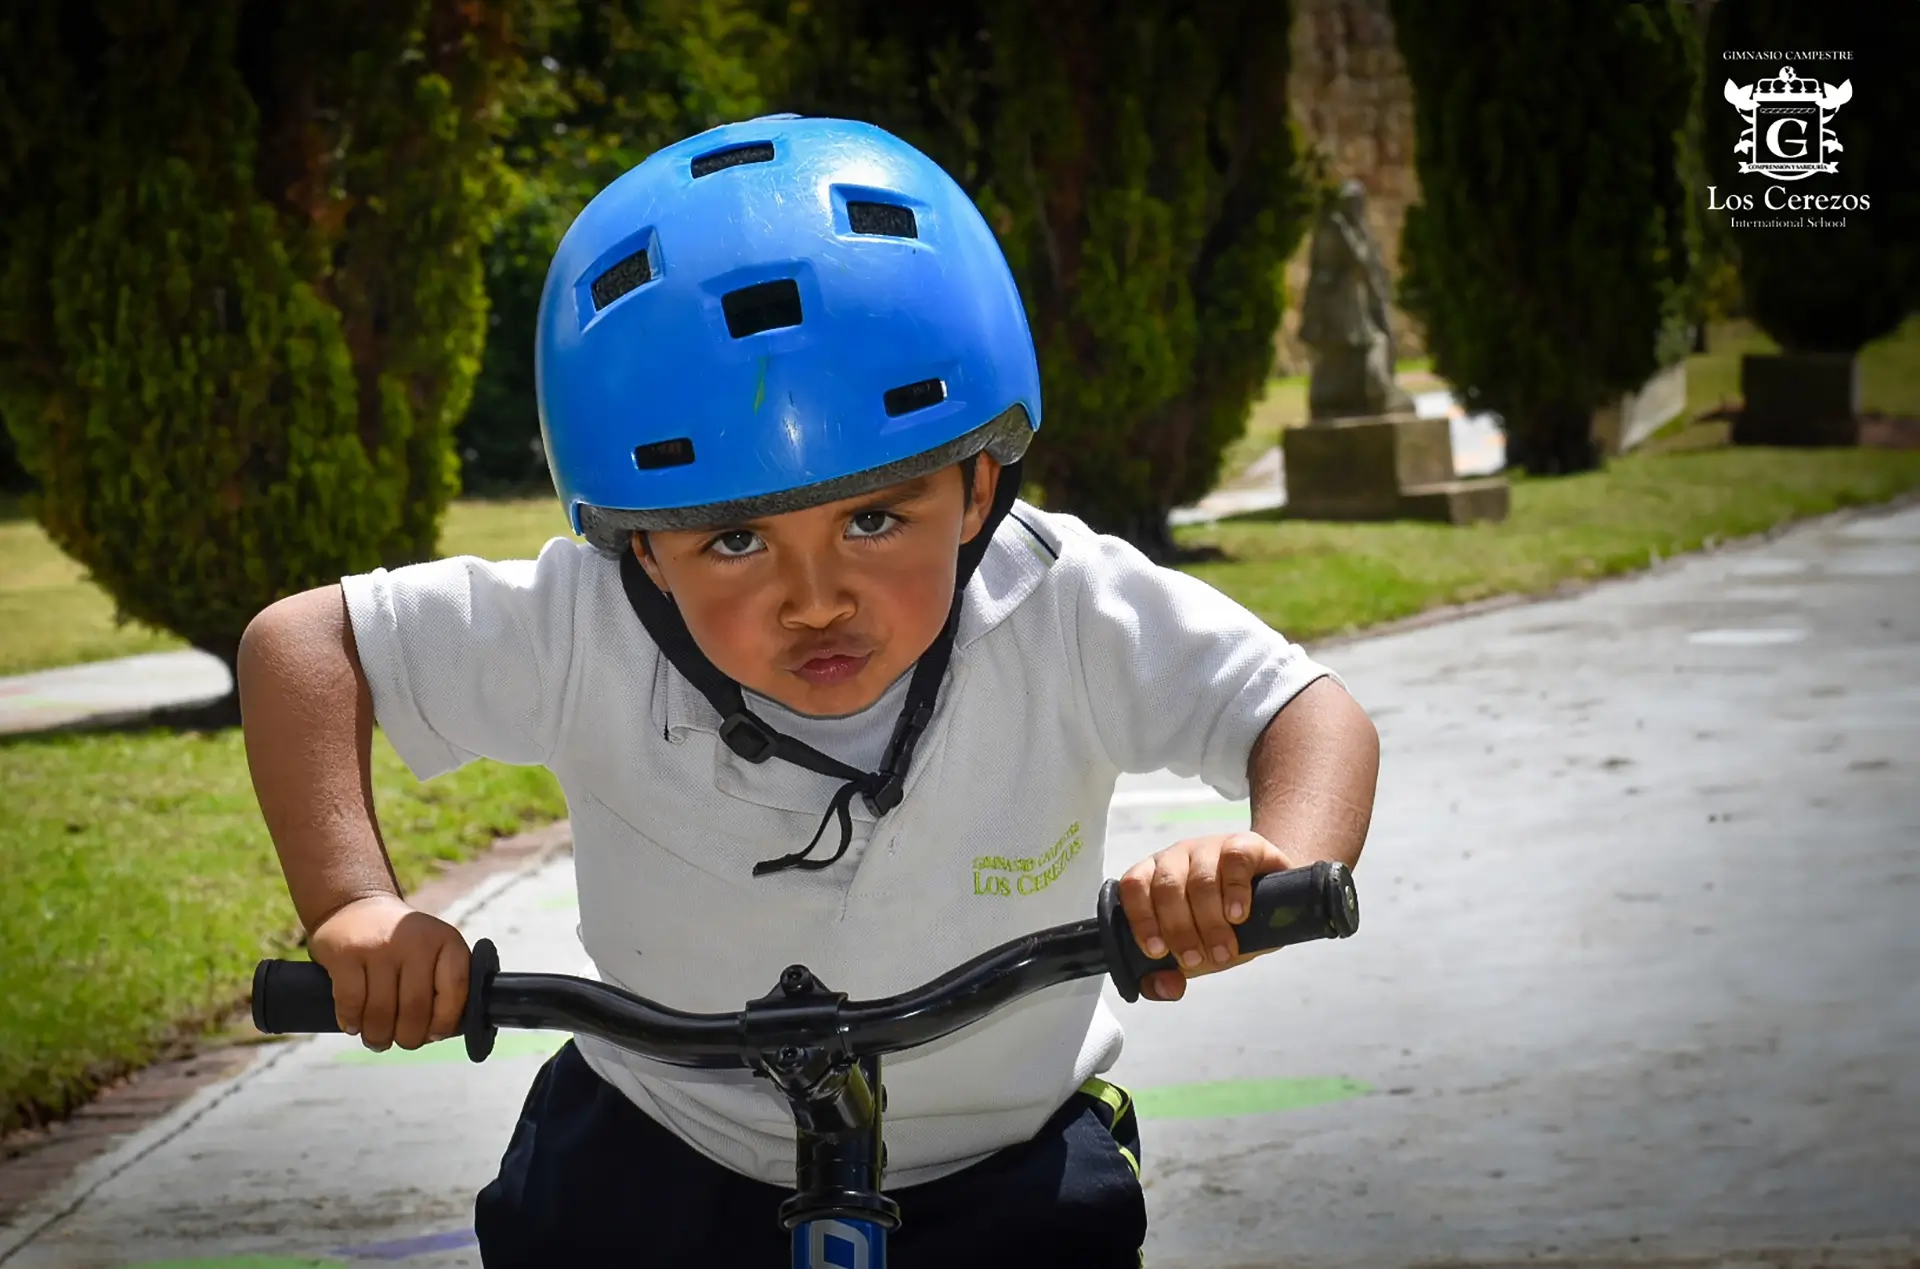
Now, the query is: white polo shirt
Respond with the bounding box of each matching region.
[341,502,1334,1188]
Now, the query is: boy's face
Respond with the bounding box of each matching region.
[634,457,1001,717]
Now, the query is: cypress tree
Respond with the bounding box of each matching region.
[0,1,543,711]
[1389,1,1700,474]
[457,0,782,495]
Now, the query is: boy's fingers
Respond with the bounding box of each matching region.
[1149,849,1206,974]
[1221,834,1293,928]
[429,937,470,1043]
[359,960,398,1052]
[394,949,434,1051]
[1218,835,1258,928]
[1119,860,1166,960]
[1184,850,1235,970]
[1145,971,1186,1002]
[330,959,368,1038]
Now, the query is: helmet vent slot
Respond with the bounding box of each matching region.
[848,201,918,238]
[634,437,697,470]
[692,141,775,178]
[589,248,654,310]
[883,378,947,417]
[722,279,803,338]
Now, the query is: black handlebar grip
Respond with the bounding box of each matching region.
[251,959,343,1034]
[1097,861,1360,1003]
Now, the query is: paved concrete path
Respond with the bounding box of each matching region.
[2,504,1916,1268]
[0,652,229,737]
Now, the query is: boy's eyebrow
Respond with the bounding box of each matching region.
[860,474,940,505]
[706,475,942,533]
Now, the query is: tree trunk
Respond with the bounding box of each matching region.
[1507,406,1604,476]
[1087,505,1226,565]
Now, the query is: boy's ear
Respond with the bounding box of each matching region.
[960,454,1002,545]
[631,532,670,594]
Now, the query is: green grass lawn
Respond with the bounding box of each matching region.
[0,506,185,678]
[0,727,566,1134]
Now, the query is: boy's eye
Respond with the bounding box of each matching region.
[847,510,899,539]
[708,530,763,558]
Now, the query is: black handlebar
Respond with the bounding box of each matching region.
[253,861,1359,1064]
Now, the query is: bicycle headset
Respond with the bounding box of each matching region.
[534,115,1044,878]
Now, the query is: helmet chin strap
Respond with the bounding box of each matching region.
[618,461,1025,877]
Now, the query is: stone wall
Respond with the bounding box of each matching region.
[1276,0,1423,375]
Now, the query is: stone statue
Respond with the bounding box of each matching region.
[1299,180,1414,421]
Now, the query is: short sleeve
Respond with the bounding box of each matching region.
[1064,527,1337,800]
[339,536,586,780]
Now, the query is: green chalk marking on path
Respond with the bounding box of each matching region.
[1134,1076,1372,1120]
[334,1029,566,1065]
[116,1251,336,1259]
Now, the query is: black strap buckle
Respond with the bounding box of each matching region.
[861,773,906,817]
[861,702,934,815]
[719,711,777,763]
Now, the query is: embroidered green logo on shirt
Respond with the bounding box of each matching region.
[972,821,1083,896]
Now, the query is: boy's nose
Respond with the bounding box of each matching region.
[777,554,856,628]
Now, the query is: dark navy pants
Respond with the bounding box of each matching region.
[475,1042,1146,1267]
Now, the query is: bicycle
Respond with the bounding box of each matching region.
[253,861,1361,1268]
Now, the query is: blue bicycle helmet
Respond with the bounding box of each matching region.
[535,117,1043,878]
[536,114,1041,552]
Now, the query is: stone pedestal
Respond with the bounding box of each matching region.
[1733,352,1861,447]
[1282,413,1508,524]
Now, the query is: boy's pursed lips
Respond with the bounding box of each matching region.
[785,634,875,671]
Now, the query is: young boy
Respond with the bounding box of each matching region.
[238,116,1378,1267]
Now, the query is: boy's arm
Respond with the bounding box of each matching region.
[1118,677,1378,1001]
[237,585,468,1051]
[238,584,397,924]
[1246,676,1378,871]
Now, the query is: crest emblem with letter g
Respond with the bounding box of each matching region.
[1723,64,1852,180]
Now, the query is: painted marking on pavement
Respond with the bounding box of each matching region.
[1686,627,1808,647]
[1133,1077,1373,1121]
[1718,585,1806,602]
[334,1229,478,1260]
[1829,552,1917,577]
[110,1251,334,1259]
[1728,557,1808,577]
[334,1030,566,1065]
